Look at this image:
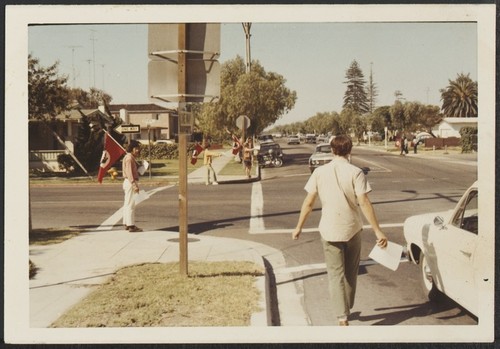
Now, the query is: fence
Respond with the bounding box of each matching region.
[29,150,66,172]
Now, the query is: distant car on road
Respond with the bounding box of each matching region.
[287,136,300,145]
[411,132,433,146]
[305,134,317,144]
[308,143,334,173]
[257,134,274,144]
[404,181,484,317]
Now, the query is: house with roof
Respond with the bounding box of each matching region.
[108,104,177,144]
[29,103,178,172]
[432,117,478,138]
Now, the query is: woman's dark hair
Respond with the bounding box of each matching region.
[330,135,352,156]
[126,140,140,152]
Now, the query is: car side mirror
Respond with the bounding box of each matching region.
[433,216,445,229]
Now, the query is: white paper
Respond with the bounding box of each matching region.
[137,160,149,175]
[134,190,150,204]
[368,241,404,271]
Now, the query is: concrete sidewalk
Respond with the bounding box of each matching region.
[29,151,307,328]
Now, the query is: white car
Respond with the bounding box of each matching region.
[403,181,484,316]
[308,143,334,173]
[287,136,300,145]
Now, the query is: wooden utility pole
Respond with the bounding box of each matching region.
[178,24,188,276]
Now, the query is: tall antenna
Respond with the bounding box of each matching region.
[66,45,82,88]
[90,29,98,88]
[85,59,92,89]
[101,64,106,90]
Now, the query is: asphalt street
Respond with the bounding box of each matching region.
[29,140,478,326]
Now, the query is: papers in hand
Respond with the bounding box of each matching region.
[368,241,404,271]
[137,160,150,175]
[135,190,150,204]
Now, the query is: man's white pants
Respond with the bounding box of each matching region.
[122,179,136,226]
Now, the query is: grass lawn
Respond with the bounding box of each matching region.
[30,227,265,327]
[50,261,264,327]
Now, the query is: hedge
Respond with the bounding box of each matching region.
[459,127,478,153]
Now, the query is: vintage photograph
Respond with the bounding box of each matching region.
[4,3,496,344]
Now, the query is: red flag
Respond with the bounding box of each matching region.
[97,133,126,183]
[190,143,204,165]
[231,135,242,155]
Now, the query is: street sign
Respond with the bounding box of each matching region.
[148,23,220,61]
[147,23,221,103]
[236,115,251,130]
[148,59,220,103]
[114,124,141,134]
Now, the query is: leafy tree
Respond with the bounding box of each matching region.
[372,106,391,132]
[196,56,297,139]
[440,73,477,118]
[28,55,71,120]
[69,87,113,109]
[305,112,338,135]
[338,108,356,135]
[389,100,407,131]
[343,60,369,114]
[414,104,442,134]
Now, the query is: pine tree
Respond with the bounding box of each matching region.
[343,60,369,114]
[366,63,378,113]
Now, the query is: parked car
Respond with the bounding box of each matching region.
[403,181,485,317]
[256,142,284,164]
[287,136,300,145]
[154,139,175,145]
[257,134,274,144]
[308,143,334,173]
[411,132,433,146]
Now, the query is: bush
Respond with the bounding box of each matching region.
[460,127,478,153]
[138,143,201,160]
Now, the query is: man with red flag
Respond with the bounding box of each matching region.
[190,142,204,165]
[97,132,126,183]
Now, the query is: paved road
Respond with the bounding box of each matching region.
[30,140,478,326]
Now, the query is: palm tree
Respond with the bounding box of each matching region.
[440,73,478,118]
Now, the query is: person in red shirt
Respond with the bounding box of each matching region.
[122,140,143,232]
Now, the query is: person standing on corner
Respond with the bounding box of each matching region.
[122,140,143,232]
[292,135,388,326]
[203,144,222,185]
[243,138,255,179]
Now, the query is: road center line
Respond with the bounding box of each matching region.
[249,182,265,233]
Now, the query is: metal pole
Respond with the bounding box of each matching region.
[148,125,152,179]
[178,23,188,276]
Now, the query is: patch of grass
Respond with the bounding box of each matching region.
[29,227,81,245]
[51,261,264,327]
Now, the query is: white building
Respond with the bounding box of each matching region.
[432,117,478,138]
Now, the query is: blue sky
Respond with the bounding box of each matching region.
[28,21,477,126]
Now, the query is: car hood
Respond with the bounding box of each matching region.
[403,209,454,241]
[310,153,334,160]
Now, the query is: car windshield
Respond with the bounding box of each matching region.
[316,145,331,153]
[261,144,280,151]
